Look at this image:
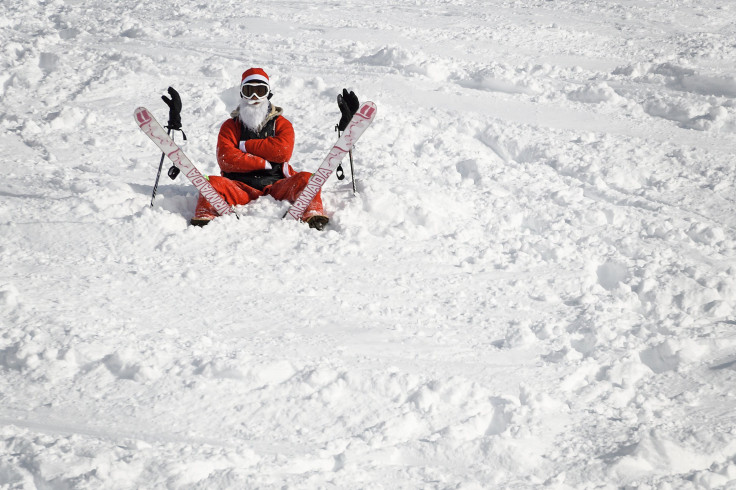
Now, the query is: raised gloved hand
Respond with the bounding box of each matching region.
[337,89,359,132]
[162,87,182,130]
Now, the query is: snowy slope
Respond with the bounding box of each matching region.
[2,0,736,487]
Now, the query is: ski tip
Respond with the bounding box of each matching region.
[134,107,152,125]
[357,102,377,120]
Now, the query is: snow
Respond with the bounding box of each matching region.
[2,0,736,487]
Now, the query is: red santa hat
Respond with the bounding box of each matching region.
[241,68,269,87]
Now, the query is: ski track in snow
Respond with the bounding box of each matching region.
[2,0,736,488]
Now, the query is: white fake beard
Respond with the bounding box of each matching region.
[238,98,270,132]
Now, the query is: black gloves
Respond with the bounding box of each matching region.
[162,87,182,130]
[337,89,360,131]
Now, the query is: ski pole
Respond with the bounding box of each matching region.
[151,87,185,206]
[335,89,360,195]
[150,129,172,206]
[335,126,357,195]
[347,147,356,194]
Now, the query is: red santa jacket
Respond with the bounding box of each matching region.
[216,105,296,178]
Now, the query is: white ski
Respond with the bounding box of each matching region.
[285,101,377,220]
[134,107,233,216]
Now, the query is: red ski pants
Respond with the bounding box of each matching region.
[194,172,324,220]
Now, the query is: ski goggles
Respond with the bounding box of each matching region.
[241,83,270,99]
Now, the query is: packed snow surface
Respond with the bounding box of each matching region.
[2,0,736,488]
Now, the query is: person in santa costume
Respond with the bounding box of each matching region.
[191,67,329,230]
